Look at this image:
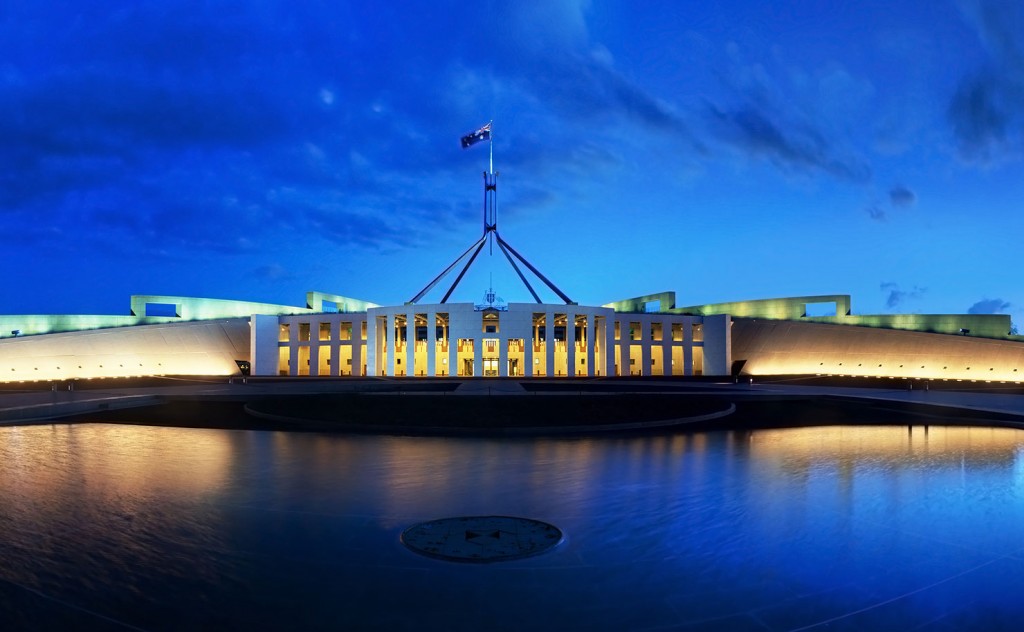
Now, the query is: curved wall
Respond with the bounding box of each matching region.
[0,319,251,381]
[732,318,1024,382]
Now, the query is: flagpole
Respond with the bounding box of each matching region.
[491,122,495,254]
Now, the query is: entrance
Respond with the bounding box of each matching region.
[483,358,499,377]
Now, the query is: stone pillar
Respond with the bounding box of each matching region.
[545,310,555,377]
[640,318,651,377]
[566,311,576,377]
[385,313,395,377]
[426,310,436,377]
[498,332,508,377]
[587,314,596,377]
[405,310,415,377]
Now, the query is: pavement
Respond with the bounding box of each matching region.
[3,376,1024,425]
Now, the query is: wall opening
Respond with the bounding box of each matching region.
[805,302,837,317]
[145,303,178,317]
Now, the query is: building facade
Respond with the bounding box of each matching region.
[257,303,730,378]
[1,290,1021,383]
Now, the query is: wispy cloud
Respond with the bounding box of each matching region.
[968,297,1011,313]
[949,0,1024,162]
[889,185,917,207]
[866,204,888,222]
[701,45,873,183]
[881,282,927,309]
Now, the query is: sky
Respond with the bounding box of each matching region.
[1,1,1022,328]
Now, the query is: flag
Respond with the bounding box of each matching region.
[460,122,492,148]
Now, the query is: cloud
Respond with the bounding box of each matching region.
[948,73,1014,161]
[968,298,1011,314]
[866,205,887,222]
[702,46,873,183]
[252,264,293,282]
[949,0,1024,162]
[704,103,870,182]
[880,282,926,309]
[889,186,917,207]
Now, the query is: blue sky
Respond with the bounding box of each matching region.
[1,1,1021,328]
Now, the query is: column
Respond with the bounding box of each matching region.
[566,311,576,377]
[426,309,436,377]
[405,310,415,377]
[386,313,395,377]
[587,313,596,377]
[545,310,555,377]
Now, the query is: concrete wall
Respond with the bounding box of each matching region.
[0,318,251,381]
[732,318,1024,382]
[702,314,732,376]
[250,315,280,376]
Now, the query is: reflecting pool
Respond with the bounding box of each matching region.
[3,423,1024,630]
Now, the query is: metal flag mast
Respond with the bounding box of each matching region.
[408,122,573,305]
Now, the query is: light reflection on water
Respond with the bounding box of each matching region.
[3,423,1024,630]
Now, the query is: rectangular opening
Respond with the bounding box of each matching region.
[299,323,311,342]
[319,322,331,341]
[321,300,338,313]
[644,300,661,313]
[805,301,837,317]
[145,303,178,317]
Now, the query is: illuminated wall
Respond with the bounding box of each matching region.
[607,292,1016,340]
[0,319,251,381]
[732,318,1024,382]
[1,291,376,338]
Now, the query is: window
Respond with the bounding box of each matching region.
[482,312,499,333]
[299,323,311,342]
[319,322,331,341]
[340,322,352,340]
[279,323,291,342]
[629,322,641,341]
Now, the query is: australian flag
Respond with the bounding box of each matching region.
[460,122,492,148]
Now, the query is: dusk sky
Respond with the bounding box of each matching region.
[2,1,1022,328]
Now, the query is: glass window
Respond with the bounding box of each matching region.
[629,322,641,341]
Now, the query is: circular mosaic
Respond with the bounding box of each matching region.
[401,516,563,563]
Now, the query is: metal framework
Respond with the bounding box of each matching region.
[408,127,573,305]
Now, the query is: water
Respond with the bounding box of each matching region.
[3,423,1024,630]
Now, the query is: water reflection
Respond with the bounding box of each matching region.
[2,423,1024,630]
